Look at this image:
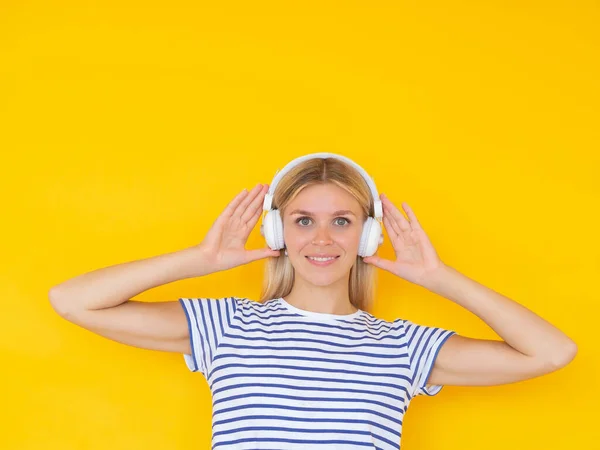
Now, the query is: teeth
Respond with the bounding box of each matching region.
[307,256,337,261]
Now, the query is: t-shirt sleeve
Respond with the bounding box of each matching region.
[178,296,239,377]
[401,319,456,398]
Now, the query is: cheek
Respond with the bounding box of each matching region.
[337,226,363,242]
[282,228,302,248]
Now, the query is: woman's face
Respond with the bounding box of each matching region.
[282,183,365,286]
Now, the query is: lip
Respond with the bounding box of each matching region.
[305,255,340,267]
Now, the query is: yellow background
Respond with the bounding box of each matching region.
[1,1,598,449]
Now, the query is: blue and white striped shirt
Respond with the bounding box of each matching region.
[179,296,456,450]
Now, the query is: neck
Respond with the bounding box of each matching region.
[283,279,357,315]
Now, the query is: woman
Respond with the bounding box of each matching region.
[49,154,577,449]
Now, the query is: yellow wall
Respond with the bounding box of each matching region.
[1,1,598,449]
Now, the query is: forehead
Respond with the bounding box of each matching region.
[285,183,360,215]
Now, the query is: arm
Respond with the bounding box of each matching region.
[362,195,577,388]
[48,246,214,354]
[48,183,278,355]
[422,265,578,387]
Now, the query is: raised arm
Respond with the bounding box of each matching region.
[48,183,280,354]
[48,246,215,354]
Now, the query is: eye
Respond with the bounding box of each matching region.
[295,217,352,227]
[296,217,311,226]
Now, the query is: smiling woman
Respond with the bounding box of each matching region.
[259,153,383,314]
[49,152,576,450]
[277,182,367,306]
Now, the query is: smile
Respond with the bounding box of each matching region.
[305,255,340,266]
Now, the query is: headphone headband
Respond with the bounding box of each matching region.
[262,152,383,220]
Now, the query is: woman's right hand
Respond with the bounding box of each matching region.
[194,183,282,273]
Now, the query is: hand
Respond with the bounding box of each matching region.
[362,194,446,286]
[194,183,281,273]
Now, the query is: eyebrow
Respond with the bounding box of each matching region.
[289,209,356,217]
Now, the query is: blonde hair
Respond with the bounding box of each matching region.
[258,157,379,313]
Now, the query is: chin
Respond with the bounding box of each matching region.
[297,268,350,286]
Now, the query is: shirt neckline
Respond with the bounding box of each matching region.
[278,297,363,321]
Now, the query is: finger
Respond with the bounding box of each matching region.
[234,183,263,220]
[203,188,249,244]
[245,247,281,263]
[362,255,394,272]
[383,201,408,235]
[245,203,263,231]
[215,188,249,226]
[242,183,268,223]
[383,209,401,239]
[381,194,412,232]
[401,202,422,230]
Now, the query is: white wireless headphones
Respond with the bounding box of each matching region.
[259,152,384,257]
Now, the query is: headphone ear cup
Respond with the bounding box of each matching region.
[263,209,285,250]
[272,209,285,249]
[358,217,384,257]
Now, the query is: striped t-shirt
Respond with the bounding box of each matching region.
[179,296,456,450]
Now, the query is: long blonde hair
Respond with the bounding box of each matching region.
[258,157,379,313]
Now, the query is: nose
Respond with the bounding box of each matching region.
[312,225,333,245]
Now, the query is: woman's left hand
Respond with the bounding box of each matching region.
[362,194,447,286]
